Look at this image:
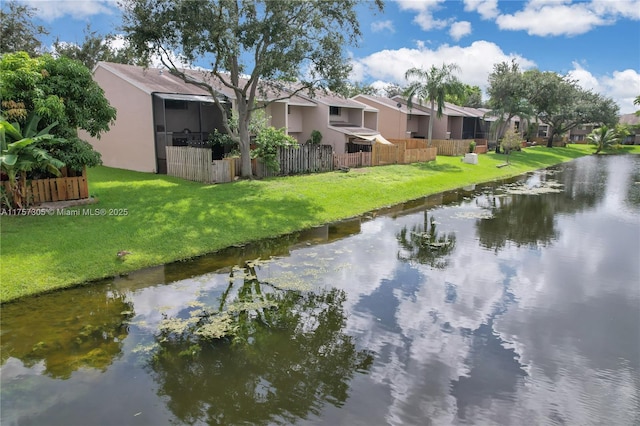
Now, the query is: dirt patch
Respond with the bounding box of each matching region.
[38,197,99,210]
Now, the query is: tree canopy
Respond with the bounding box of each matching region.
[485,60,532,148]
[524,69,619,147]
[445,83,484,108]
[0,0,49,56]
[121,0,383,178]
[0,52,116,171]
[404,63,463,146]
[52,24,143,70]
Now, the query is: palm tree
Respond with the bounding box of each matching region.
[0,115,65,208]
[403,63,463,147]
[587,125,619,154]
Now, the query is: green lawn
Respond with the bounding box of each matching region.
[1,144,637,302]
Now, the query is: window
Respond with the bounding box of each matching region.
[288,105,291,114]
[165,100,189,110]
[329,106,341,116]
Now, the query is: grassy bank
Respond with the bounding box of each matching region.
[1,144,635,302]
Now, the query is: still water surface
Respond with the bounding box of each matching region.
[2,155,639,425]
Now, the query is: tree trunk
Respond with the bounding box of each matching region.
[237,100,253,179]
[427,99,434,147]
[546,134,554,148]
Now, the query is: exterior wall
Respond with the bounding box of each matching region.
[299,103,349,154]
[328,106,348,124]
[447,116,463,139]
[267,102,287,130]
[431,115,448,139]
[354,97,407,139]
[287,105,304,133]
[346,108,362,126]
[363,111,377,131]
[83,66,156,173]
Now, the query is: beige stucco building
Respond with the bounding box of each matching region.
[83,62,381,173]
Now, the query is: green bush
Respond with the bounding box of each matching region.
[306,130,323,145]
[468,140,476,153]
[252,127,298,172]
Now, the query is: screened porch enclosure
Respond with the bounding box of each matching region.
[153,93,231,174]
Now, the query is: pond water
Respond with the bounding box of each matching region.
[2,155,639,426]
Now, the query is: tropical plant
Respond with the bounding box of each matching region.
[0,52,114,170]
[0,115,65,208]
[252,127,298,173]
[587,125,619,154]
[404,63,464,147]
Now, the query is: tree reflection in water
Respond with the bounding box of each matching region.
[0,286,134,379]
[148,263,374,425]
[475,194,557,253]
[397,211,457,269]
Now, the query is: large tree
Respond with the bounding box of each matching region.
[0,52,116,171]
[403,63,464,147]
[445,83,484,108]
[524,69,619,147]
[0,0,48,56]
[52,24,143,70]
[485,60,532,151]
[121,0,383,178]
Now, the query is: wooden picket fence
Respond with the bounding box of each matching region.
[2,167,89,204]
[430,139,488,156]
[334,151,371,168]
[385,139,437,164]
[166,146,234,183]
[254,144,334,178]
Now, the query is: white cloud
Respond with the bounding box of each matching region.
[351,40,536,95]
[463,0,500,19]
[396,0,448,31]
[567,62,640,114]
[371,20,395,33]
[449,21,472,41]
[496,2,607,36]
[591,0,640,20]
[21,0,118,21]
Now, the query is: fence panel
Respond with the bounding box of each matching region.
[212,160,233,183]
[333,151,372,169]
[404,147,437,163]
[372,144,400,166]
[1,166,89,204]
[431,139,478,156]
[166,146,214,183]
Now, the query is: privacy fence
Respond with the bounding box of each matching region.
[429,139,488,156]
[2,167,90,204]
[166,139,441,185]
[166,146,234,183]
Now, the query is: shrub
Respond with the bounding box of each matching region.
[468,140,476,153]
[252,127,298,172]
[500,129,522,164]
[306,130,323,145]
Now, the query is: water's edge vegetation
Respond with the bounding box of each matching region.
[1,145,637,302]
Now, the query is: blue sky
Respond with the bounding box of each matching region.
[23,0,640,113]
